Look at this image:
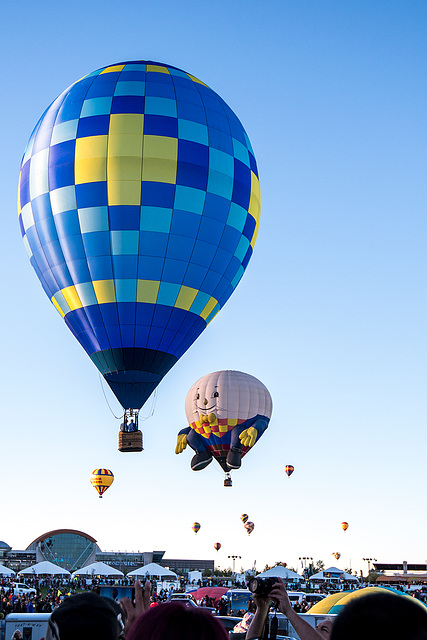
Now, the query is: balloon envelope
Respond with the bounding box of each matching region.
[241,513,249,523]
[244,521,254,535]
[183,370,272,471]
[341,522,349,531]
[192,522,201,534]
[214,542,221,552]
[284,465,294,477]
[18,61,260,411]
[90,468,114,498]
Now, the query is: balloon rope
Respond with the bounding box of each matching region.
[98,374,158,421]
[139,389,158,421]
[98,374,122,420]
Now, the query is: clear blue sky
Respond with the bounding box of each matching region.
[2,0,427,576]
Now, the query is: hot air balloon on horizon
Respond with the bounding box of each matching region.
[90,468,114,498]
[175,370,272,474]
[192,522,201,534]
[284,465,294,478]
[341,522,349,532]
[241,514,249,524]
[18,60,261,441]
[214,542,221,552]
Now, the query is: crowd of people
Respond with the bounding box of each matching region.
[38,578,426,640]
[1,574,427,638]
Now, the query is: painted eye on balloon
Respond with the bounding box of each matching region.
[213,391,219,398]
[196,393,200,400]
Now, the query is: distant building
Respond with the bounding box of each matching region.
[0,529,214,575]
[373,562,427,585]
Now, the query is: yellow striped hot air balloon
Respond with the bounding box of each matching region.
[192,522,201,534]
[90,469,114,498]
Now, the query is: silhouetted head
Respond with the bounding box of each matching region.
[127,601,228,640]
[46,592,123,640]
[330,592,427,640]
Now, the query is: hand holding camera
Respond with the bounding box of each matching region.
[248,577,292,615]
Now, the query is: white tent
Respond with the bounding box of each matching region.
[257,566,303,581]
[71,562,124,578]
[0,564,15,576]
[309,566,359,582]
[127,562,178,580]
[20,561,71,576]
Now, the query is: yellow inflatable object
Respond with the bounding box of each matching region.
[239,426,257,447]
[175,433,188,454]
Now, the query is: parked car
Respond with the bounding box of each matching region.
[168,593,197,603]
[168,594,216,614]
[287,591,326,606]
[215,616,243,632]
[7,583,36,597]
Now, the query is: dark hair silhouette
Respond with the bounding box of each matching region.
[127,602,229,640]
[330,592,427,640]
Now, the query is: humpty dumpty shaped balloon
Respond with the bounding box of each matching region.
[175,370,272,472]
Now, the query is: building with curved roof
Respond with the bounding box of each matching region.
[26,529,99,571]
[0,529,214,575]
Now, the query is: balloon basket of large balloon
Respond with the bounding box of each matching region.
[224,474,232,487]
[118,430,143,452]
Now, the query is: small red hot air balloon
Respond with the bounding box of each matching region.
[341,522,349,532]
[332,552,341,560]
[214,543,221,552]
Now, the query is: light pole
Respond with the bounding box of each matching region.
[228,555,241,572]
[363,557,377,582]
[299,556,313,578]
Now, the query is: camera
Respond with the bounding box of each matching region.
[247,576,278,597]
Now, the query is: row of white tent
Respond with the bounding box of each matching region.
[0,560,357,583]
[258,565,358,582]
[0,561,178,580]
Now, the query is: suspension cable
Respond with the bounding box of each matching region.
[99,374,122,420]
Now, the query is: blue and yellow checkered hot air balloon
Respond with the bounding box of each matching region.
[18,61,260,414]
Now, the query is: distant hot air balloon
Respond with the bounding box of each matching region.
[241,514,249,524]
[18,61,261,424]
[176,371,272,473]
[341,522,349,532]
[192,522,201,534]
[214,543,221,552]
[90,469,114,498]
[284,465,294,477]
[244,521,254,535]
[332,552,341,560]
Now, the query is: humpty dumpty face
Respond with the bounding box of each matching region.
[185,370,272,425]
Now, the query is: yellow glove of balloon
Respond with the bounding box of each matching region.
[239,426,257,448]
[175,433,188,454]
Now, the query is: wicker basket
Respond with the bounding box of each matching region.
[118,430,143,452]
